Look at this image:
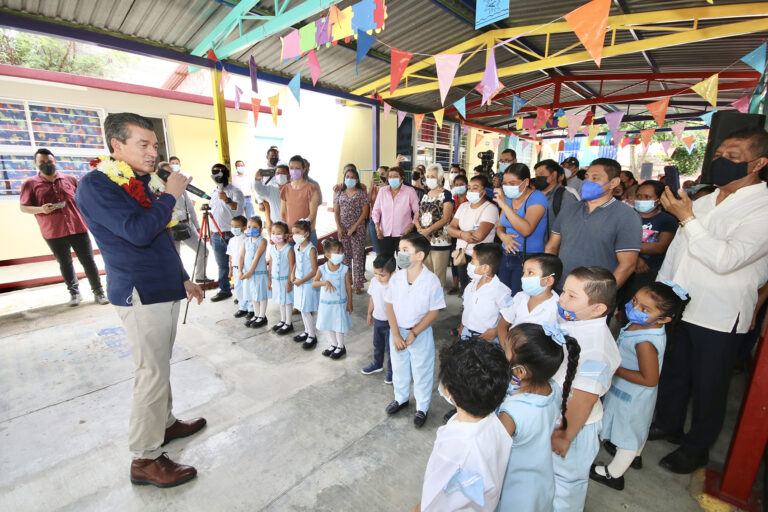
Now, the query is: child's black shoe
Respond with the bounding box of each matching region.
[414,410,428,428]
[385,400,409,415]
[322,345,337,357]
[443,408,457,423]
[277,324,294,335]
[602,440,642,469]
[246,311,254,320]
[330,346,346,359]
[589,464,624,490]
[233,310,248,318]
[294,332,309,342]
[271,322,285,332]
[249,317,267,328]
[302,337,317,350]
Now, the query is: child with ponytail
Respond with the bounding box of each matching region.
[590,280,689,491]
[496,322,581,512]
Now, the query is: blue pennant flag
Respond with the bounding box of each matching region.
[510,94,527,117]
[699,111,717,126]
[554,108,565,118]
[453,96,466,119]
[741,43,767,74]
[288,72,301,105]
[356,30,376,74]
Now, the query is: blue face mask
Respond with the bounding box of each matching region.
[231,228,242,236]
[558,302,579,322]
[170,164,181,172]
[388,178,401,189]
[329,253,344,265]
[624,301,659,326]
[580,180,606,201]
[245,228,260,237]
[344,178,357,189]
[634,199,657,213]
[438,384,454,406]
[521,275,551,296]
[452,185,467,195]
[503,185,522,199]
[396,251,413,269]
[499,162,511,173]
[466,191,481,204]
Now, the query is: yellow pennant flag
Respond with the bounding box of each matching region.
[433,108,444,129]
[588,124,600,140]
[549,142,559,156]
[691,74,719,108]
[516,117,523,130]
[557,116,568,128]
[268,93,280,126]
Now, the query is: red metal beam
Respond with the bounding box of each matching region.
[465,79,758,120]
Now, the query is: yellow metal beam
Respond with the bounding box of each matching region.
[351,3,768,99]
[210,67,231,168]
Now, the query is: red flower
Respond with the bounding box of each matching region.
[122,178,151,209]
[89,157,102,168]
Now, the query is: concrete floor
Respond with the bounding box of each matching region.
[0,263,754,511]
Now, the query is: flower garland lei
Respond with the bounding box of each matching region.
[90,156,177,228]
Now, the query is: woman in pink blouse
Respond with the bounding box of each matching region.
[371,166,420,260]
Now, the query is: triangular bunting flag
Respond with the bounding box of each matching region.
[383,101,392,120]
[557,116,568,128]
[308,49,322,86]
[390,48,414,95]
[521,140,529,152]
[328,5,343,37]
[463,123,470,135]
[435,53,463,106]
[453,96,466,119]
[646,97,669,127]
[554,108,565,118]
[528,127,539,139]
[288,72,301,105]
[620,137,632,148]
[356,30,376,74]
[475,133,484,147]
[516,117,523,130]
[670,121,686,142]
[691,74,719,108]
[268,94,279,126]
[661,139,673,156]
[535,108,553,130]
[604,111,624,139]
[510,95,527,117]
[533,143,541,157]
[219,67,230,92]
[588,124,601,140]
[730,95,750,114]
[580,126,590,136]
[611,130,626,146]
[682,135,695,150]
[699,111,717,126]
[549,142,559,156]
[523,118,535,130]
[433,108,444,129]
[397,110,407,128]
[567,114,587,141]
[249,55,258,93]
[207,49,219,61]
[686,142,696,155]
[478,47,500,106]
[250,98,261,127]
[234,86,243,111]
[413,113,425,134]
[740,43,767,74]
[640,128,655,148]
[564,0,611,67]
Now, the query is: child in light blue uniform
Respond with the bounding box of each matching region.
[384,233,446,428]
[268,221,295,335]
[590,281,688,491]
[227,215,248,318]
[496,322,580,512]
[313,238,353,359]
[239,216,268,328]
[291,219,319,349]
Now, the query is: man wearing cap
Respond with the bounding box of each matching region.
[561,156,583,194]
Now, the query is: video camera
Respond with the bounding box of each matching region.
[477,150,495,178]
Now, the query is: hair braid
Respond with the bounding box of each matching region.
[559,335,581,431]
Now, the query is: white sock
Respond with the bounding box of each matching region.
[334,332,345,349]
[328,331,339,349]
[301,312,316,337]
[606,447,638,478]
[283,304,293,325]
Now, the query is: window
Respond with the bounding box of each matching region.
[0,99,107,196]
[414,119,458,171]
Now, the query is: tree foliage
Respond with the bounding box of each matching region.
[620,119,709,175]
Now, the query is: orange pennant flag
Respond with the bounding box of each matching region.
[268,93,279,126]
[533,143,541,157]
[646,97,670,128]
[433,108,444,129]
[413,113,425,134]
[564,0,611,67]
[691,74,719,108]
[250,98,261,127]
[682,135,695,149]
[475,133,484,147]
[640,128,655,148]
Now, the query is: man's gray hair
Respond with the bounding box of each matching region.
[104,112,154,152]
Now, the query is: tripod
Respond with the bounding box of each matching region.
[183,203,224,324]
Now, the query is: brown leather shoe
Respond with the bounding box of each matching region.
[130,453,196,488]
[163,417,207,446]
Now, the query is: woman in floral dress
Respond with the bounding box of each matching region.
[334,164,369,293]
[414,163,454,286]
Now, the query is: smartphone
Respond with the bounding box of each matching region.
[664,165,681,198]
[259,168,276,178]
[51,201,66,210]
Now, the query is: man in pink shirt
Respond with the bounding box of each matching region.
[371,166,420,259]
[20,148,107,306]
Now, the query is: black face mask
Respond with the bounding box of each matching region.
[710,157,749,186]
[268,156,279,167]
[211,167,228,184]
[38,162,56,176]
[532,176,549,190]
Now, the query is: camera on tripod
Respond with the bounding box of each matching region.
[477,150,495,178]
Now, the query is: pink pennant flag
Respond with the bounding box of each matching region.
[535,108,553,130]
[219,67,230,92]
[383,101,392,120]
[308,49,322,86]
[580,126,590,136]
[463,124,470,135]
[567,114,587,141]
[521,140,530,152]
[604,111,624,138]
[611,130,626,146]
[528,128,539,139]
[522,117,535,130]
[730,95,750,114]
[478,47,500,106]
[670,121,686,142]
[620,137,632,148]
[397,110,407,128]
[661,139,673,155]
[234,85,243,111]
[435,53,463,106]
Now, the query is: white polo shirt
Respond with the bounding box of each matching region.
[367,278,389,322]
[384,267,446,328]
[226,234,246,267]
[500,290,559,327]
[461,276,511,333]
[553,316,621,425]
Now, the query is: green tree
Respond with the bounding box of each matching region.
[620,119,709,176]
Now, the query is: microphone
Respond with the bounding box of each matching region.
[156,168,211,200]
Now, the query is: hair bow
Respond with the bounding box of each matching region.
[299,217,310,222]
[661,280,689,300]
[542,322,569,346]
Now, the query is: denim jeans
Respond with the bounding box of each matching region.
[211,232,231,293]
[498,252,524,294]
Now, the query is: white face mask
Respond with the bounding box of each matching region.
[236,166,245,174]
[449,172,458,183]
[293,234,306,245]
[564,168,573,179]
[276,174,288,185]
[425,178,439,189]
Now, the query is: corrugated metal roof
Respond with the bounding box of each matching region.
[0,0,765,127]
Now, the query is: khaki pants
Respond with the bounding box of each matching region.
[424,249,450,288]
[116,288,180,459]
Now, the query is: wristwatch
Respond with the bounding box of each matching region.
[679,215,696,227]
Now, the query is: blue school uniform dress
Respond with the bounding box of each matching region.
[316,263,353,333]
[293,243,319,313]
[269,243,293,305]
[244,236,269,308]
[497,381,561,512]
[601,325,666,451]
